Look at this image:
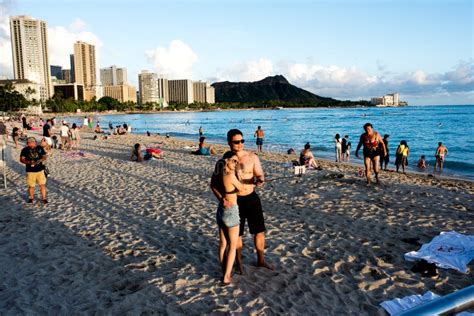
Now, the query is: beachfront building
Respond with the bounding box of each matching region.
[69,54,75,83]
[50,65,62,80]
[10,16,52,100]
[53,83,84,101]
[0,79,42,101]
[138,71,169,108]
[62,69,72,83]
[103,84,137,103]
[73,41,96,100]
[100,65,127,86]
[371,92,401,107]
[193,81,215,104]
[169,79,193,104]
[138,71,159,104]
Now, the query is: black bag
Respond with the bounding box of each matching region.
[44,166,50,178]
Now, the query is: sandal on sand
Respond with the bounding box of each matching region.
[42,199,48,204]
[28,198,34,204]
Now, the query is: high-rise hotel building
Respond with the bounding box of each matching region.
[169,79,194,104]
[193,81,215,104]
[10,15,52,100]
[73,41,96,100]
[100,65,127,86]
[138,71,169,107]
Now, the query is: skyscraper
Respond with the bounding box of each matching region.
[62,69,71,83]
[73,41,96,100]
[193,81,215,104]
[169,79,193,104]
[138,71,169,107]
[100,65,127,86]
[50,65,63,80]
[10,15,52,100]
[69,54,75,83]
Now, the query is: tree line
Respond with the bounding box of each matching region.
[0,83,372,114]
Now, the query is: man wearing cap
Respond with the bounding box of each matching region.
[20,137,48,203]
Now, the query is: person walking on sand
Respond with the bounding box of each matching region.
[20,137,48,204]
[211,129,273,275]
[335,133,342,162]
[355,123,387,184]
[254,126,264,153]
[83,116,88,128]
[70,123,81,150]
[433,142,448,175]
[213,151,244,284]
[395,140,409,174]
[380,134,390,171]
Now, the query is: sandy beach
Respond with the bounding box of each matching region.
[0,128,473,314]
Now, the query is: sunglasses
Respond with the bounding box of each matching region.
[231,139,245,145]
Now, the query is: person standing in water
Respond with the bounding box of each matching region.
[380,134,390,171]
[199,126,204,137]
[355,123,387,184]
[433,142,448,175]
[254,126,264,153]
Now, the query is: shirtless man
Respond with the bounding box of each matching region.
[433,142,448,175]
[211,129,272,273]
[355,123,387,184]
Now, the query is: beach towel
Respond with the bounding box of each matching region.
[404,231,474,273]
[380,291,473,316]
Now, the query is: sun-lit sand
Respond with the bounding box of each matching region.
[0,127,472,314]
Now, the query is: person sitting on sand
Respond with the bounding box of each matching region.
[433,142,448,175]
[131,143,144,162]
[94,123,104,134]
[117,126,127,135]
[395,140,409,174]
[198,136,217,155]
[417,155,427,169]
[215,151,244,284]
[355,123,387,184]
[299,142,318,169]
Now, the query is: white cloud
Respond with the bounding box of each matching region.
[212,57,474,101]
[215,58,274,82]
[145,40,198,79]
[48,22,102,69]
[0,1,13,78]
[0,6,102,77]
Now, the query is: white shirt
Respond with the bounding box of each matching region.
[60,125,69,137]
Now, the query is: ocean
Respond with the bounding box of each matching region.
[63,105,474,180]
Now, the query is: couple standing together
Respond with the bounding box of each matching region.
[210,129,273,285]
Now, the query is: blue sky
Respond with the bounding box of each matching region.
[1,0,473,105]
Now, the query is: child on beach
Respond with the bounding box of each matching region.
[395,140,409,174]
[216,151,243,285]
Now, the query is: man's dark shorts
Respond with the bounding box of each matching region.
[237,191,266,236]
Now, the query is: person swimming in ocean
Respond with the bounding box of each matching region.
[355,123,387,184]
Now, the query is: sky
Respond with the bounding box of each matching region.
[0,0,473,105]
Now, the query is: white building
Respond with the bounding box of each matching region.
[10,16,52,100]
[138,71,169,108]
[371,92,401,107]
[100,65,127,86]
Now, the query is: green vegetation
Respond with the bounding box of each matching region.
[0,80,372,115]
[0,83,31,111]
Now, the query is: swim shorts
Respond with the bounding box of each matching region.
[237,191,266,236]
[256,138,263,146]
